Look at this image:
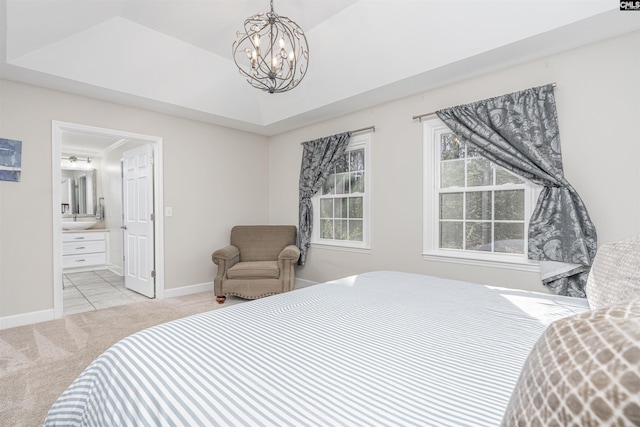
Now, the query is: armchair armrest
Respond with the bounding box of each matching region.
[279,244,301,261]
[212,245,240,300]
[212,245,240,265]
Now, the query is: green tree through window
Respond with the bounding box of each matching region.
[438,132,526,253]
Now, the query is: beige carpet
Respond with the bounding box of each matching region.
[0,291,243,427]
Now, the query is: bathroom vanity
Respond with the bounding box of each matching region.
[62,230,109,271]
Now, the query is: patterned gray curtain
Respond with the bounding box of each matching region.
[297,132,351,265]
[436,84,597,297]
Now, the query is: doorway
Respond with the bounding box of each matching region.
[52,121,165,319]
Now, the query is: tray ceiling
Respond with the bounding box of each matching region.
[2,1,639,135]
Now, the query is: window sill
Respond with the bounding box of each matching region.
[311,243,372,255]
[422,250,540,273]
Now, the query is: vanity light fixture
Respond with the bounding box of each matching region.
[232,0,309,93]
[61,155,93,169]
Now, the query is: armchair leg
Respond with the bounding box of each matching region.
[216,296,226,304]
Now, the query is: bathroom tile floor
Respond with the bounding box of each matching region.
[63,269,150,316]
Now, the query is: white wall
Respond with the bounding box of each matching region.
[0,80,269,321]
[269,31,640,292]
[1,30,638,325]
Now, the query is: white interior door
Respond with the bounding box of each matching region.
[122,144,155,298]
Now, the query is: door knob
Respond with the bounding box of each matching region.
[121,225,127,230]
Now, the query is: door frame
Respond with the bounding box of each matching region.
[52,121,165,319]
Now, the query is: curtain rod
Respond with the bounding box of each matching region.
[350,125,375,135]
[412,82,557,122]
[300,126,375,145]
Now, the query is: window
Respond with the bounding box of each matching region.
[311,133,371,250]
[423,118,540,269]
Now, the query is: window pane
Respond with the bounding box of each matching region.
[466,222,492,251]
[496,167,524,185]
[335,220,348,240]
[312,136,370,247]
[440,193,463,219]
[441,160,464,188]
[349,220,363,241]
[350,171,364,193]
[466,143,481,158]
[320,219,333,239]
[467,158,492,187]
[495,190,524,220]
[335,155,348,173]
[466,191,492,221]
[349,197,363,219]
[322,175,335,195]
[440,133,463,160]
[320,199,333,218]
[335,173,349,194]
[495,223,525,254]
[350,149,364,171]
[440,221,463,249]
[334,197,348,218]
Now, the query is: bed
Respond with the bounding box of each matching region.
[44,269,636,426]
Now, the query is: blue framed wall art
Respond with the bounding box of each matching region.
[0,138,23,182]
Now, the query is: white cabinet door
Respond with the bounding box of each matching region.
[122,144,155,298]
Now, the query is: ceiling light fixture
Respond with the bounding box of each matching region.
[232,0,309,94]
[62,155,94,169]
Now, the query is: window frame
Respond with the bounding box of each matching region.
[311,133,371,251]
[422,117,540,271]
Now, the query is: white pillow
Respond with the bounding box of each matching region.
[585,234,640,310]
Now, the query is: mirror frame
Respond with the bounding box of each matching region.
[61,168,96,216]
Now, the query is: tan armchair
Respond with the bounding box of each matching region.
[212,225,300,304]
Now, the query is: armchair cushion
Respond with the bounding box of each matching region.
[231,226,297,262]
[228,261,279,279]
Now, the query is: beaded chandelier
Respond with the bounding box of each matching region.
[232,0,309,93]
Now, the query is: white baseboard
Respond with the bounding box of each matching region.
[295,278,318,289]
[108,264,123,276]
[62,264,110,274]
[1,279,314,330]
[165,279,316,298]
[163,281,214,299]
[0,309,55,330]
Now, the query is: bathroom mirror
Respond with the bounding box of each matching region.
[61,169,96,215]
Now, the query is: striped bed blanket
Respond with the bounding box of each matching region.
[44,271,589,426]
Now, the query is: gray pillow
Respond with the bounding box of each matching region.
[586,234,640,310]
[501,301,640,426]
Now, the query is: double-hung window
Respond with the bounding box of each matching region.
[311,133,371,250]
[423,118,540,269]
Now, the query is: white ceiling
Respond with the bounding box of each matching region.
[2,1,639,137]
[60,130,127,155]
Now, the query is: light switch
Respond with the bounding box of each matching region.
[165,207,173,217]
